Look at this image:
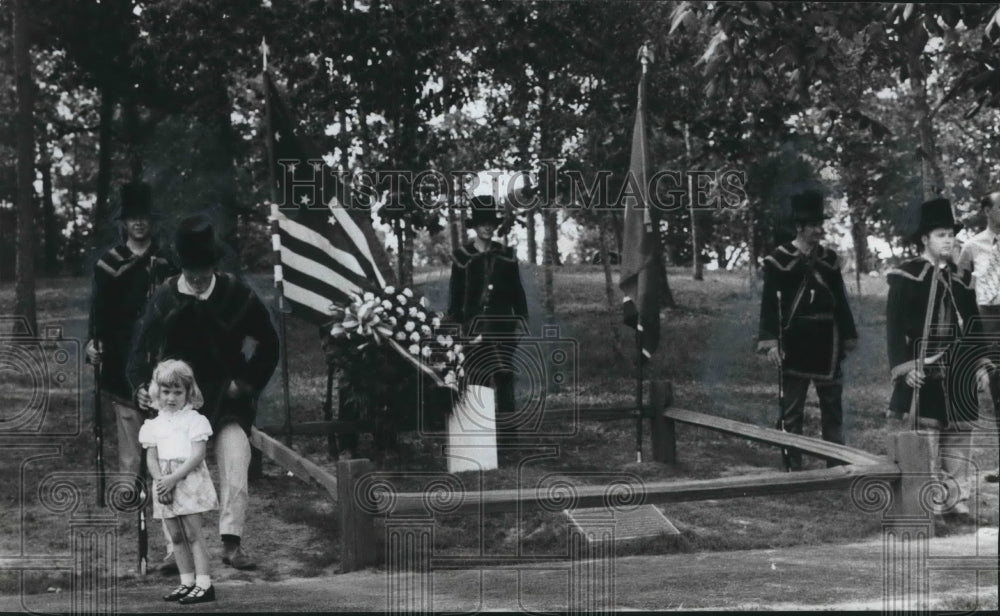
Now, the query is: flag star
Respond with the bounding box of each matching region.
[299,194,312,206]
[328,215,338,227]
[274,131,282,142]
[287,162,298,174]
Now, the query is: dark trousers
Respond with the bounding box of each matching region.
[780,374,845,470]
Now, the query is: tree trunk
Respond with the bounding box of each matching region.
[13,0,37,334]
[599,212,615,311]
[542,209,557,315]
[41,143,58,277]
[907,37,945,199]
[525,210,537,264]
[611,210,623,254]
[94,84,116,251]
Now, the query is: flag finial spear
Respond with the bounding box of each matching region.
[261,37,269,73]
[638,41,654,74]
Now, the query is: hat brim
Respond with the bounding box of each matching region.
[177,243,223,268]
[910,223,963,242]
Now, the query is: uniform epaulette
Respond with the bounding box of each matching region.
[763,243,798,271]
[451,244,474,268]
[886,259,931,282]
[952,268,974,290]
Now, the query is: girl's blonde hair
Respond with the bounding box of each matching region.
[148,359,204,410]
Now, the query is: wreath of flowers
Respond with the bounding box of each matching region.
[327,285,466,389]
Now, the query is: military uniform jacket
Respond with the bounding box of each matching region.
[448,240,528,336]
[127,273,280,434]
[886,258,983,423]
[87,242,177,399]
[758,243,858,380]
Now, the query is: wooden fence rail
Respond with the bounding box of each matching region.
[249,380,922,576]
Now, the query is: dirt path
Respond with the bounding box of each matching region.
[4,528,995,612]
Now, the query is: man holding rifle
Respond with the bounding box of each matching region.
[86,182,177,570]
[886,198,987,521]
[757,190,859,471]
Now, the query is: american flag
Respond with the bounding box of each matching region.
[263,71,394,324]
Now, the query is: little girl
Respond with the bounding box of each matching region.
[138,359,219,604]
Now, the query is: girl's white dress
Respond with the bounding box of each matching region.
[138,405,219,519]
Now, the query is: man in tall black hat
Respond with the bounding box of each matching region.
[757,189,859,470]
[86,182,178,572]
[886,197,986,520]
[448,195,529,441]
[128,214,280,569]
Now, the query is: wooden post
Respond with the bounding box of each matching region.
[338,458,379,572]
[888,430,936,530]
[649,380,675,464]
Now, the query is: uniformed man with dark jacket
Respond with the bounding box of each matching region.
[757,190,859,470]
[448,196,529,437]
[128,214,280,569]
[86,182,177,480]
[886,197,986,519]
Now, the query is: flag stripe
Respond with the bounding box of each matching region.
[281,273,349,316]
[326,198,387,287]
[279,246,364,300]
[273,208,367,278]
[278,226,372,290]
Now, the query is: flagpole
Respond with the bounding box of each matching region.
[262,40,294,448]
[634,43,652,465]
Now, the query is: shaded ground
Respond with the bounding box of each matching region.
[3,528,996,612]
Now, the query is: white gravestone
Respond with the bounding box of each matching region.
[447,384,498,472]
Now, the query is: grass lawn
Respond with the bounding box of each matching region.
[1,264,997,594]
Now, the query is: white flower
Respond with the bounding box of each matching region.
[421,346,432,358]
[363,291,375,302]
[436,335,446,345]
[404,321,415,332]
[416,311,427,322]
[420,325,431,336]
[402,288,413,298]
[453,343,462,353]
[388,316,397,326]
[420,297,428,307]
[381,300,392,310]
[431,316,441,328]
[444,371,457,386]
[458,367,465,378]
[408,306,418,317]
[408,344,420,355]
[396,294,408,305]
[395,331,407,341]
[396,307,404,316]
[410,332,421,342]
[384,285,396,295]
[330,323,346,337]
[446,350,455,361]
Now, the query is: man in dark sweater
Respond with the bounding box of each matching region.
[87,182,177,479]
[128,214,279,570]
[757,190,859,470]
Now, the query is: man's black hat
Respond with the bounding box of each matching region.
[468,195,503,227]
[117,182,153,220]
[789,190,829,224]
[175,214,222,269]
[913,197,962,239]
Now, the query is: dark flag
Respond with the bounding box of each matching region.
[618,65,664,362]
[263,71,395,324]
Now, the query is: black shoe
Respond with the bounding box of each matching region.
[162,584,193,602]
[178,585,215,604]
